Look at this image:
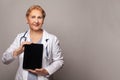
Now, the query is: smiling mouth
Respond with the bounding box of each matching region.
[33,23,40,26]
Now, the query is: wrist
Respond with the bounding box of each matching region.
[13,49,21,57]
[13,50,18,57]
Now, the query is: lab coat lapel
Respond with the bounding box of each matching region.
[41,30,49,48]
[25,30,31,42]
[41,30,49,67]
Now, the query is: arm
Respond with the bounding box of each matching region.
[44,36,64,76]
[2,35,20,64]
[2,34,32,64]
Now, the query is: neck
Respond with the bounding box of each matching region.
[30,29,43,35]
[30,29,43,43]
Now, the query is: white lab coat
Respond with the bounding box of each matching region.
[2,30,64,80]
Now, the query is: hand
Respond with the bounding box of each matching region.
[28,68,49,76]
[13,41,32,57]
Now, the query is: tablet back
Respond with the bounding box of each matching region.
[23,43,43,70]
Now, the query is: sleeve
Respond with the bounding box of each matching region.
[44,36,64,76]
[2,34,20,64]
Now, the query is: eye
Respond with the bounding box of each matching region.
[38,16,43,19]
[31,16,35,19]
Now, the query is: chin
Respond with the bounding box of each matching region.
[33,28,42,31]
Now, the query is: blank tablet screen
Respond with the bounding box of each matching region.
[23,43,43,70]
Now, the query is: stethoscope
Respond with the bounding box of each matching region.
[20,30,28,44]
[20,30,49,58]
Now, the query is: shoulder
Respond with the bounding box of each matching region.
[17,32,25,36]
[44,30,58,41]
[15,32,27,39]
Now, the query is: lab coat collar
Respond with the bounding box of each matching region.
[41,30,49,48]
[25,29,49,48]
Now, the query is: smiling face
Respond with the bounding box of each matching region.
[26,5,46,32]
[26,9,44,31]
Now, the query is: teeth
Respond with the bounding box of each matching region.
[33,24,39,26]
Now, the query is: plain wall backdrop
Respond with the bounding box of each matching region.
[0,0,120,80]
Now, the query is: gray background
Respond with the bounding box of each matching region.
[0,0,120,80]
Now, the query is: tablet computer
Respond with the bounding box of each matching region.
[23,43,43,70]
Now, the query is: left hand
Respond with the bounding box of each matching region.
[28,68,49,76]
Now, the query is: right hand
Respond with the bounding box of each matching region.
[13,41,32,57]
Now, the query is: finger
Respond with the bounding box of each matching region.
[28,69,37,74]
[35,68,48,74]
[34,69,41,73]
[25,42,32,44]
[21,42,32,48]
[22,41,32,45]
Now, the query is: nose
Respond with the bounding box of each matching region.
[35,19,39,23]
